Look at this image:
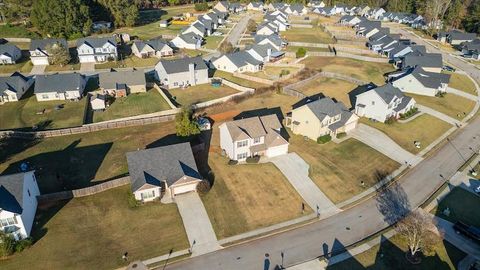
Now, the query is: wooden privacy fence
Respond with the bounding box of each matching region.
[37,177,130,204]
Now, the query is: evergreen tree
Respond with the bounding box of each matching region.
[176,107,200,137]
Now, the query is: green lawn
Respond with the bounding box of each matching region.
[203,36,224,50]
[212,70,269,89]
[0,88,88,130]
[327,233,466,270]
[444,72,477,95]
[283,26,334,44]
[0,24,40,38]
[435,187,480,227]
[286,46,331,53]
[0,57,33,74]
[92,89,172,122]
[295,77,357,108]
[0,185,188,270]
[166,84,239,106]
[0,121,179,193]
[300,57,394,85]
[408,93,477,120]
[360,115,452,154]
[246,66,300,80]
[289,136,400,204]
[95,56,159,69]
[202,132,312,238]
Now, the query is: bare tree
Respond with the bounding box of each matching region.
[396,210,441,260]
[423,0,452,34]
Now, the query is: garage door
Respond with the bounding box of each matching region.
[266,144,289,158]
[344,121,357,133]
[79,55,96,63]
[32,58,49,65]
[172,183,198,196]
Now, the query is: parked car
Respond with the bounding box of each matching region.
[442,65,456,72]
[454,221,480,242]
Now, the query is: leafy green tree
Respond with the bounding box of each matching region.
[219,41,234,54]
[47,43,71,66]
[31,0,90,38]
[0,0,32,22]
[246,19,257,33]
[175,107,200,137]
[0,232,15,258]
[296,47,307,58]
[168,0,180,6]
[463,0,480,34]
[195,1,209,11]
[95,0,139,27]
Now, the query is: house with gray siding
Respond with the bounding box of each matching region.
[0,72,33,103]
[155,56,209,89]
[34,73,86,101]
[0,44,21,64]
[392,66,450,96]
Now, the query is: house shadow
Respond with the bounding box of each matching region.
[233,107,290,141]
[348,83,377,111]
[2,139,113,194]
[31,197,71,243]
[0,136,43,165]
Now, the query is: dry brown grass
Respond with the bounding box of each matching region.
[296,77,357,107]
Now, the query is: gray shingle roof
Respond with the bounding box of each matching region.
[158,56,208,74]
[403,53,442,69]
[447,30,477,41]
[0,172,29,214]
[76,36,116,48]
[372,84,405,103]
[30,38,67,51]
[0,72,29,95]
[34,73,85,94]
[134,38,170,52]
[176,32,203,45]
[410,67,450,88]
[303,97,347,122]
[99,70,146,89]
[226,51,263,67]
[247,43,278,57]
[126,142,202,191]
[223,114,283,142]
[0,44,20,57]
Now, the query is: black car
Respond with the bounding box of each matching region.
[454,221,480,242]
[442,65,456,72]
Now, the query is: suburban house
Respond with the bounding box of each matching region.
[0,171,40,240]
[228,3,244,13]
[213,1,229,12]
[219,114,289,161]
[131,39,173,58]
[369,8,386,19]
[461,39,480,60]
[247,2,264,11]
[286,96,359,140]
[0,72,33,103]
[339,15,362,26]
[392,66,450,96]
[34,73,86,101]
[170,33,203,50]
[246,44,283,62]
[437,30,477,45]
[76,37,117,63]
[256,23,277,35]
[99,70,147,97]
[182,21,209,37]
[254,35,287,50]
[284,4,307,15]
[402,53,443,73]
[126,142,203,203]
[354,84,416,122]
[0,44,21,64]
[155,56,209,89]
[29,38,68,66]
[211,51,263,73]
[90,93,106,111]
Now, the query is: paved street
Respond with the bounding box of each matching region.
[350,124,421,165]
[416,104,462,126]
[226,14,251,46]
[167,114,480,270]
[269,153,340,217]
[175,192,220,256]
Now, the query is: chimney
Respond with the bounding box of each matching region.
[188,63,195,85]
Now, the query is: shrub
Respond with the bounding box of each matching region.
[435,92,446,98]
[280,69,290,77]
[336,132,347,139]
[68,32,84,40]
[296,47,307,58]
[384,116,396,125]
[127,190,140,208]
[228,159,238,165]
[194,2,209,11]
[399,107,418,120]
[196,180,211,193]
[317,134,331,144]
[0,232,15,258]
[246,19,257,33]
[246,156,260,163]
[219,41,235,54]
[15,238,33,252]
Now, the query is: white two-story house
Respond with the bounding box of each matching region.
[392,66,450,96]
[355,84,416,122]
[76,37,117,63]
[155,56,209,89]
[219,114,289,161]
[0,171,40,240]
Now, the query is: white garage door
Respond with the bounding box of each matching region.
[32,58,49,65]
[266,144,289,158]
[79,55,96,63]
[344,121,358,133]
[172,183,198,196]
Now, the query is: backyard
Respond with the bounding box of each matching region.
[94,56,160,69]
[444,72,477,95]
[288,135,400,204]
[0,185,188,270]
[300,57,394,85]
[0,121,180,193]
[0,56,33,74]
[283,25,334,44]
[203,36,224,50]
[246,66,300,80]
[92,89,172,123]
[0,89,88,130]
[166,83,239,106]
[360,115,452,154]
[212,70,269,88]
[408,93,477,120]
[202,151,312,239]
[327,233,466,270]
[435,187,480,227]
[295,77,357,107]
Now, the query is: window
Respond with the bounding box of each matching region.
[371,101,375,105]
[28,189,31,197]
[42,94,49,99]
[141,190,155,200]
[173,82,178,86]
[254,137,261,144]
[237,140,248,148]
[0,217,16,227]
[237,152,248,160]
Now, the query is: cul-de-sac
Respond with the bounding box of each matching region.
[0,0,479,269]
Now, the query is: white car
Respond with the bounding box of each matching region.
[211,32,223,36]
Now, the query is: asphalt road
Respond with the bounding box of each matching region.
[165,116,480,270]
[226,14,251,46]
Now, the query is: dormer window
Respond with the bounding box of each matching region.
[254,137,261,144]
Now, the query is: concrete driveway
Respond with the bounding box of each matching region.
[80,62,95,72]
[416,104,462,126]
[30,65,46,75]
[175,192,220,256]
[269,153,340,218]
[226,14,251,45]
[447,87,479,102]
[351,124,421,165]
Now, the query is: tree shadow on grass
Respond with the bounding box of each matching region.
[2,139,113,194]
[0,136,43,165]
